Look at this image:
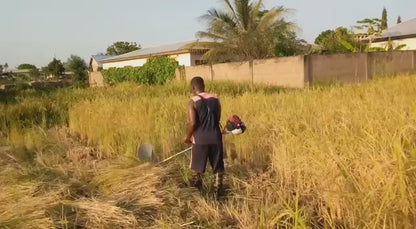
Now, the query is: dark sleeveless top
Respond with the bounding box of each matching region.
[191,92,222,145]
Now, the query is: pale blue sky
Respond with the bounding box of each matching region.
[0,0,415,68]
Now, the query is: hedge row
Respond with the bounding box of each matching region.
[102,56,180,85]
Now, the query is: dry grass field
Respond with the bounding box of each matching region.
[1,75,415,228]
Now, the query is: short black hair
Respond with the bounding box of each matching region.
[191,76,205,91]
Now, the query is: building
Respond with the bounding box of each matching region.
[89,55,113,72]
[88,40,208,87]
[370,18,416,50]
[100,41,207,70]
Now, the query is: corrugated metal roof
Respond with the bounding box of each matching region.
[382,18,416,38]
[91,55,113,63]
[102,40,196,62]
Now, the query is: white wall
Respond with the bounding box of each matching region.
[103,58,147,69]
[371,37,416,50]
[102,53,193,70]
[176,53,192,66]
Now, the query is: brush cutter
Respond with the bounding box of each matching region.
[137,114,246,163]
[136,144,192,164]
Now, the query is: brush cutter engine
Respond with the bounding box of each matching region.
[225,115,246,135]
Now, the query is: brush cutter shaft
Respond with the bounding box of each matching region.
[160,147,192,163]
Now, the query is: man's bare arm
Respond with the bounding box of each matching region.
[219,101,222,121]
[184,100,196,143]
[218,100,225,134]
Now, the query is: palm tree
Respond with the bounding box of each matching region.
[188,0,294,63]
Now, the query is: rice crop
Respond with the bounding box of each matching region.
[0,75,415,228]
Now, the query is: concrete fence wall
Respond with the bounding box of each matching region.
[213,61,253,82]
[88,51,416,88]
[369,51,416,77]
[253,56,305,88]
[176,50,416,88]
[89,72,105,87]
[306,53,369,85]
[177,56,306,88]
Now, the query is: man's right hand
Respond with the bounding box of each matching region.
[183,137,192,144]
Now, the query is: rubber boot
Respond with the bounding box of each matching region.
[214,173,224,200]
[191,173,203,192]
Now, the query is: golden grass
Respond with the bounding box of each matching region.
[92,163,165,218]
[0,182,60,229]
[1,76,415,228]
[63,199,138,229]
[0,128,168,228]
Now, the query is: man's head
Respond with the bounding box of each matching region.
[191,76,205,95]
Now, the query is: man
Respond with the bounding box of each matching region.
[184,76,224,196]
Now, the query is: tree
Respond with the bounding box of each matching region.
[17,63,37,70]
[44,58,65,78]
[17,63,40,79]
[355,18,382,35]
[397,16,402,24]
[29,68,41,79]
[4,63,8,72]
[67,55,88,84]
[381,7,388,30]
[313,27,359,54]
[106,42,140,56]
[188,0,294,63]
[274,30,310,57]
[0,65,3,74]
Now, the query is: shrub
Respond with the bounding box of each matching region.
[102,56,179,85]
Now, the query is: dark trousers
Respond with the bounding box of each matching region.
[190,144,224,174]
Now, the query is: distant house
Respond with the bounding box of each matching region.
[370,18,416,50]
[11,69,31,74]
[99,41,208,70]
[88,41,208,87]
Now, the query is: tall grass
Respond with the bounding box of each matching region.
[67,76,416,227]
[1,76,415,228]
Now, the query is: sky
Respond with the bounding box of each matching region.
[0,0,415,69]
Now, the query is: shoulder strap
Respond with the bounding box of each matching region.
[197,94,207,107]
[197,94,204,101]
[197,94,210,114]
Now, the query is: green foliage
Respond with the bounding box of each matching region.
[313,27,359,54]
[355,18,382,35]
[16,64,40,80]
[381,7,388,30]
[67,55,88,85]
[101,67,142,85]
[17,64,37,70]
[102,56,179,85]
[29,68,41,79]
[44,58,65,78]
[143,56,180,85]
[0,63,9,74]
[188,0,295,63]
[397,16,402,24]
[274,30,310,57]
[106,41,140,56]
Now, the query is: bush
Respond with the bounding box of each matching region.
[102,56,180,85]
